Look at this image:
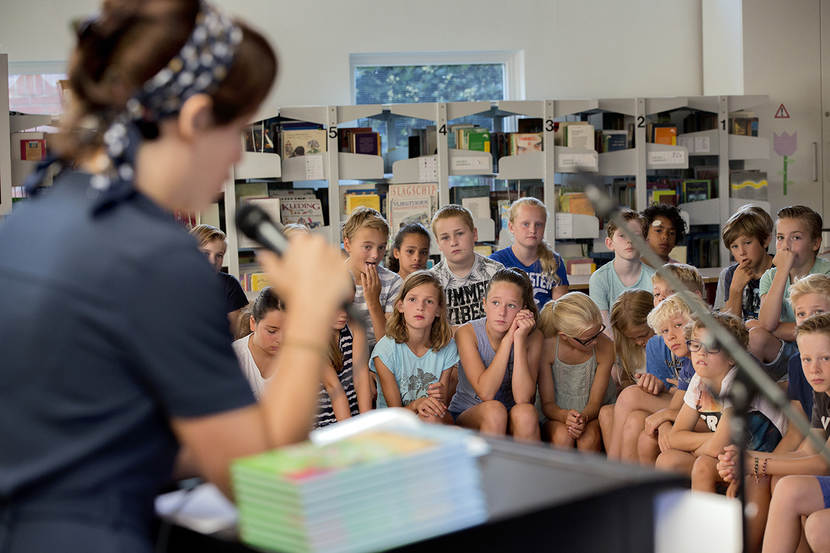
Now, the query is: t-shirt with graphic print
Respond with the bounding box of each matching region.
[811,392,830,439]
[489,247,569,310]
[685,368,787,436]
[369,335,459,408]
[431,253,504,326]
[714,261,768,320]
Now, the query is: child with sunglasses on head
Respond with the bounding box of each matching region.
[537,293,615,452]
[656,312,785,487]
[449,268,543,439]
[370,271,458,424]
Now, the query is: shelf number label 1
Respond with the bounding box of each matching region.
[328,126,338,139]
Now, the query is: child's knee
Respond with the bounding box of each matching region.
[577,423,602,451]
[551,423,573,447]
[598,404,613,427]
[655,450,685,472]
[615,385,640,411]
[691,455,718,482]
[479,401,508,432]
[509,404,540,437]
[622,411,647,437]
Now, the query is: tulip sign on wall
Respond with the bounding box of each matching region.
[773,131,796,196]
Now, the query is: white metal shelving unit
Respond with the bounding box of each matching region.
[221,95,767,278]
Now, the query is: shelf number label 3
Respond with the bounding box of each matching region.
[544,119,556,132]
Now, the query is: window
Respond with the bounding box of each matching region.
[8,62,67,115]
[349,51,524,163]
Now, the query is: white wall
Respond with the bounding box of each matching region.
[1,0,703,109]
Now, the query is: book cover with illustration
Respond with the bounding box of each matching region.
[282,129,327,159]
[280,198,325,229]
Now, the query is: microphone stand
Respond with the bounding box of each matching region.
[584,183,830,553]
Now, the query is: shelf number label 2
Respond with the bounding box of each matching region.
[637,116,645,128]
[328,126,338,139]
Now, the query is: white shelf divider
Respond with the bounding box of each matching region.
[234,152,281,180]
[598,148,637,176]
[496,151,544,180]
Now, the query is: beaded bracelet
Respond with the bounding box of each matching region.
[753,455,760,483]
[761,457,769,479]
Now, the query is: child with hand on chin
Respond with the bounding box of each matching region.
[342,207,403,349]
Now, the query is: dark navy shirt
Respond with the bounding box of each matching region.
[787,352,813,418]
[0,172,255,538]
[220,271,248,313]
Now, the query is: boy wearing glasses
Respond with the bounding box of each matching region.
[655,311,785,484]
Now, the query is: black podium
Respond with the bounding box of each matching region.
[162,436,687,553]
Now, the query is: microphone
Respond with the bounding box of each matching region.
[235,203,365,328]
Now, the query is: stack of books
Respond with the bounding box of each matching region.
[232,429,487,553]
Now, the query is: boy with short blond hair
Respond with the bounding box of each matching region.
[430,204,503,325]
[714,205,774,320]
[589,208,656,333]
[750,205,830,380]
[343,207,402,348]
[651,262,706,306]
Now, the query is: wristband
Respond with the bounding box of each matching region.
[281,340,330,359]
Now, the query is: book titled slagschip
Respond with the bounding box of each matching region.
[231,429,487,553]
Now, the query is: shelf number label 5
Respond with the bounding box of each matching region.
[328,126,338,139]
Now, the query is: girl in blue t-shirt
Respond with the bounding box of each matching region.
[490,197,569,309]
[370,271,458,424]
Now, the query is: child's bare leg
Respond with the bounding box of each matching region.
[619,409,648,463]
[804,509,830,553]
[508,403,541,442]
[598,404,614,454]
[606,386,668,459]
[637,430,660,466]
[576,419,602,452]
[763,476,824,553]
[655,448,696,475]
[547,420,575,449]
[690,454,720,492]
[455,400,508,435]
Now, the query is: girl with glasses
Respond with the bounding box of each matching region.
[538,292,615,452]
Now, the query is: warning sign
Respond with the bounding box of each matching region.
[774,104,790,119]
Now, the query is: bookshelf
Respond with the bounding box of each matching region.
[221,95,768,279]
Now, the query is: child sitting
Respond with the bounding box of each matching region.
[489,197,569,310]
[714,205,774,320]
[342,207,403,349]
[189,224,248,335]
[430,204,504,326]
[537,292,615,452]
[714,277,830,552]
[589,208,656,335]
[598,289,655,448]
[641,204,687,266]
[656,312,784,480]
[370,271,458,424]
[604,264,705,461]
[751,205,830,381]
[388,223,431,281]
[449,268,543,440]
[750,313,830,553]
[233,287,285,399]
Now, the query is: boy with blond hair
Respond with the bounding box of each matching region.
[430,204,503,326]
[343,207,402,348]
[714,205,774,320]
[750,205,830,380]
[589,209,656,335]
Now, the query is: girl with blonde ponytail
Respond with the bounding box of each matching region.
[490,197,569,309]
